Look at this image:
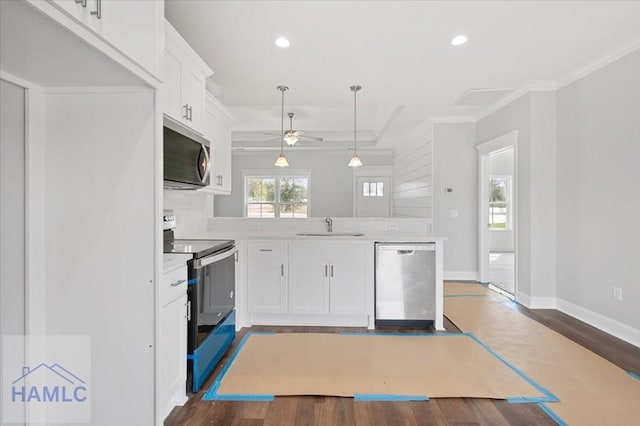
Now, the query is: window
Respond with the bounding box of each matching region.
[362,181,384,197]
[489,175,512,230]
[245,174,309,218]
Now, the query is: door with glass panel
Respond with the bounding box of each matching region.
[355,176,391,217]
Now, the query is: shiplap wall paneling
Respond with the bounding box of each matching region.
[392,130,433,218]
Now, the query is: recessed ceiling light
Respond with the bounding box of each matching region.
[451,35,468,46]
[275,37,290,48]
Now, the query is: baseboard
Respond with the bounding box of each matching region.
[556,298,640,349]
[444,271,478,281]
[516,292,557,309]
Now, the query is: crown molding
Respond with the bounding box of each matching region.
[476,39,640,121]
[557,36,640,89]
[474,80,556,121]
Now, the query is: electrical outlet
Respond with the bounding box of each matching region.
[613,287,623,302]
[250,222,261,230]
[388,223,399,230]
[450,210,459,218]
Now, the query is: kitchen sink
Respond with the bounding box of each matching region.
[296,232,365,237]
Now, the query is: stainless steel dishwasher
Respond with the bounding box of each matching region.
[375,242,436,326]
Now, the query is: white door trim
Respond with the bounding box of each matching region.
[352,166,393,216]
[475,131,518,287]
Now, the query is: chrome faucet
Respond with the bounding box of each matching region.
[325,217,333,233]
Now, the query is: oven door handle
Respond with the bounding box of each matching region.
[192,246,238,269]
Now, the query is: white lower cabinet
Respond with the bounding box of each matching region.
[329,261,367,315]
[246,240,373,327]
[159,263,188,421]
[288,260,329,314]
[247,241,287,313]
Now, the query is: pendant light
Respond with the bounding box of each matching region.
[274,85,290,167]
[348,85,363,168]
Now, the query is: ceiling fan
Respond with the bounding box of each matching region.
[262,112,323,146]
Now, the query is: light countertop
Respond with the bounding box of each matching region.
[163,253,191,273]
[180,230,445,243]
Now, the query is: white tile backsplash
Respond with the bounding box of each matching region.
[164,189,214,237]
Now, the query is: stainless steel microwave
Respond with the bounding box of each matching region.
[163,126,210,189]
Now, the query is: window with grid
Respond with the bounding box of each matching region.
[245,175,309,218]
[489,175,512,230]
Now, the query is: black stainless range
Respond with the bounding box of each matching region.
[163,210,236,393]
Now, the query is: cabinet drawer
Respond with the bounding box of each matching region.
[162,265,187,306]
[288,242,370,260]
[248,241,286,260]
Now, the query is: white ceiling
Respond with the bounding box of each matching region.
[165,1,640,149]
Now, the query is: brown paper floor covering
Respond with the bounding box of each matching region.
[212,333,546,400]
[444,284,640,425]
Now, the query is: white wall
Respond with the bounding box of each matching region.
[164,189,214,237]
[1,80,26,411]
[488,148,514,252]
[433,123,478,279]
[214,150,393,217]
[392,122,433,218]
[556,49,640,331]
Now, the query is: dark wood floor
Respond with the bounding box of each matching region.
[165,300,640,425]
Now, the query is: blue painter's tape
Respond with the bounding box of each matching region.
[202,332,276,401]
[355,394,428,401]
[628,371,640,381]
[538,403,568,426]
[466,333,559,403]
[207,393,275,401]
[187,277,200,285]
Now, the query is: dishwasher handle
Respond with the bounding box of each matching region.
[376,243,435,252]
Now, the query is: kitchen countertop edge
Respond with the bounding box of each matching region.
[179,231,445,243]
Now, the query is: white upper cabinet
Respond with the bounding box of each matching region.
[163,20,213,136]
[49,0,163,78]
[202,92,233,194]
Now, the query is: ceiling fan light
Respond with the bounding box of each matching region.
[274,153,289,167]
[284,132,299,146]
[348,153,363,168]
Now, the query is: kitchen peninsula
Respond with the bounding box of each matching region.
[184,217,445,330]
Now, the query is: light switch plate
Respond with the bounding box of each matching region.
[451,210,459,218]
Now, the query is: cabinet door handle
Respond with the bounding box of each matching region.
[281,264,284,277]
[183,104,189,120]
[324,265,328,277]
[90,0,101,19]
[187,105,193,121]
[170,279,185,287]
[186,301,191,321]
[259,249,272,252]
[75,0,87,7]
[330,265,334,277]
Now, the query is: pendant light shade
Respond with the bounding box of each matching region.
[348,85,363,168]
[274,154,289,167]
[274,85,290,167]
[348,153,363,167]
